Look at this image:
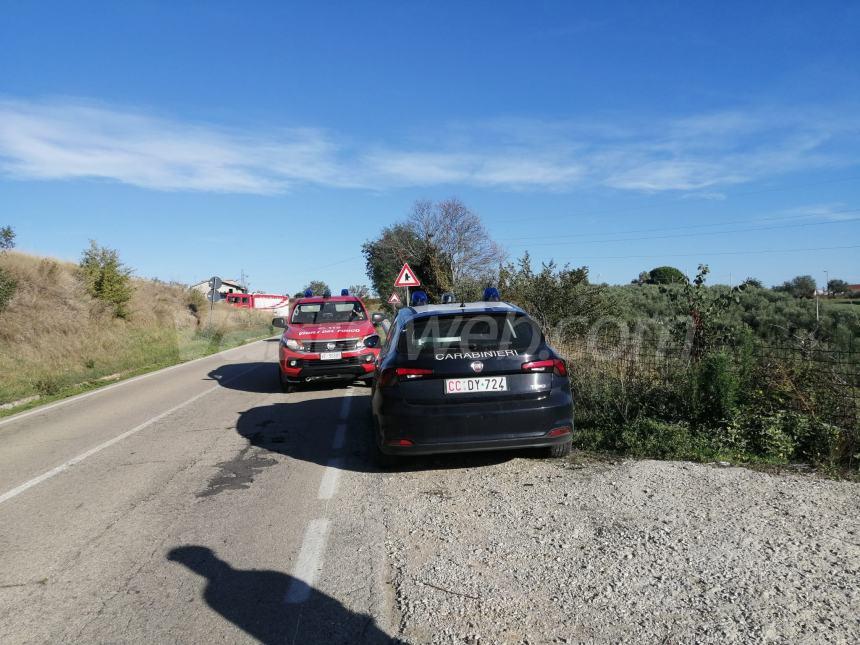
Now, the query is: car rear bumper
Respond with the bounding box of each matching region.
[380,432,572,455]
[374,387,574,455]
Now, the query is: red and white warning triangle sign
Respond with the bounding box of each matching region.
[387,292,401,305]
[394,262,421,287]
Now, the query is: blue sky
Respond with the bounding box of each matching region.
[2,1,859,293]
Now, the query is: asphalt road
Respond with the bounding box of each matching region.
[2,338,858,644]
[0,339,394,644]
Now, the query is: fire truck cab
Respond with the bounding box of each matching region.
[273,290,385,391]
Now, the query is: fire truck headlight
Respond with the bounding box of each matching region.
[284,338,303,351]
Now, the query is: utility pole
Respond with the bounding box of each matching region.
[823,269,829,296]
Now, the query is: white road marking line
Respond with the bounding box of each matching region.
[332,423,347,450]
[317,458,343,500]
[285,518,331,604]
[0,364,262,505]
[0,338,275,429]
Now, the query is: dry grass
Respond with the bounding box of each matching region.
[0,251,273,406]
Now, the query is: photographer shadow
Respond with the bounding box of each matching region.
[167,545,395,644]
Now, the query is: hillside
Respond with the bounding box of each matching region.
[0,251,273,411]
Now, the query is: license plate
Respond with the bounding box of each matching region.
[444,376,508,394]
[319,351,342,360]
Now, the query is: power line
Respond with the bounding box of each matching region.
[503,212,860,247]
[493,174,860,225]
[498,208,860,242]
[304,255,363,272]
[554,244,860,261]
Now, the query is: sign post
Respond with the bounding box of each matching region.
[394,263,421,305]
[207,276,222,329]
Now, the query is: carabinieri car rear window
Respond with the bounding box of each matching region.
[398,313,540,354]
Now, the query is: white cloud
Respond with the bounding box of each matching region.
[362,150,584,188]
[0,99,352,194]
[785,203,860,221]
[0,97,856,194]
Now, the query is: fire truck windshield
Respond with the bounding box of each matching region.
[290,301,367,324]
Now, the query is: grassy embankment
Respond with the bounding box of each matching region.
[0,252,274,417]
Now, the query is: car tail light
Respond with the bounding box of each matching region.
[521,359,567,376]
[377,367,434,387]
[387,438,414,446]
[546,426,572,437]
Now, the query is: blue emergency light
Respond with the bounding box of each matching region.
[483,287,500,302]
[410,290,428,306]
[323,288,332,298]
[303,288,313,297]
[441,292,456,304]
[341,288,350,296]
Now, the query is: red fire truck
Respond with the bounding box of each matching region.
[225,292,290,316]
[272,290,385,391]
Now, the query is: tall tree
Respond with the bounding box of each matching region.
[302,280,330,296]
[826,278,849,296]
[348,284,371,299]
[774,275,816,299]
[363,198,506,303]
[632,271,650,285]
[0,225,14,252]
[362,223,442,301]
[647,266,687,285]
[409,198,506,291]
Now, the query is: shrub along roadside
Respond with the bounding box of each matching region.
[538,264,859,474]
[565,339,858,474]
[0,267,16,312]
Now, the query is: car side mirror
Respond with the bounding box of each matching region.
[371,312,387,325]
[272,317,287,328]
[363,334,381,349]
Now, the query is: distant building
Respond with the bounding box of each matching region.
[190,279,247,296]
[846,284,860,294]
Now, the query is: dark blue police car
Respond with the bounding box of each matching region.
[370,289,574,465]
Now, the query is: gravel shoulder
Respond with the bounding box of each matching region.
[380,455,860,644]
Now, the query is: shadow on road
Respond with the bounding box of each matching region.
[206,361,520,473]
[234,396,517,474]
[167,545,394,644]
[207,362,281,394]
[207,362,368,396]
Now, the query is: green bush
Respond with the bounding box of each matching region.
[33,374,64,396]
[80,241,133,318]
[693,351,738,427]
[620,418,708,460]
[734,411,800,461]
[0,266,17,312]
